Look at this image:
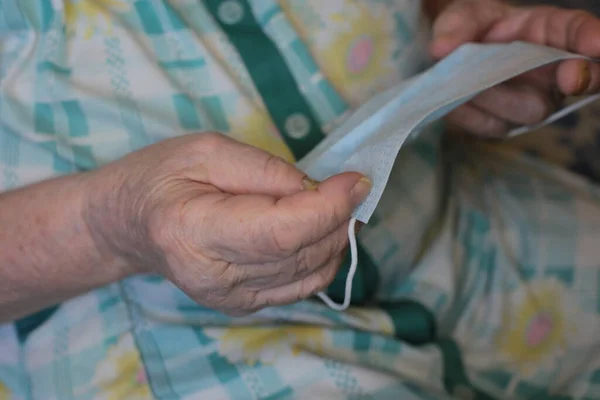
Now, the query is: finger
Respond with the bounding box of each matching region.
[249,254,345,309]
[430,0,510,59]
[242,223,349,289]
[471,83,557,126]
[557,59,600,95]
[259,172,371,255]
[192,132,310,197]
[483,7,600,96]
[486,7,600,57]
[446,103,509,137]
[510,64,559,92]
[200,173,369,263]
[508,60,600,97]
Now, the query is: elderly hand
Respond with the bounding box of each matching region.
[430,0,600,136]
[85,133,370,316]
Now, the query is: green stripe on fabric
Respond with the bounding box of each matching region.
[40,0,54,31]
[34,103,55,134]
[262,387,294,400]
[203,0,323,160]
[327,246,380,306]
[62,101,89,137]
[192,327,253,398]
[173,94,202,130]
[161,0,186,30]
[71,145,97,170]
[201,96,229,131]
[160,59,207,70]
[381,301,436,345]
[38,61,72,75]
[437,339,500,400]
[15,306,59,342]
[135,1,164,35]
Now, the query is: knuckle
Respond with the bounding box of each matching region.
[566,9,592,31]
[300,263,340,300]
[322,260,342,288]
[307,274,331,298]
[262,154,290,179]
[296,280,311,302]
[479,115,507,137]
[267,220,300,256]
[212,265,244,295]
[294,247,315,276]
[519,93,551,125]
[243,290,261,311]
[262,296,277,309]
[198,132,227,153]
[309,207,338,239]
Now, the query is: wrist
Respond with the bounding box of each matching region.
[80,168,140,279]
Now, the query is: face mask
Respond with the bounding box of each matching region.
[298,41,600,311]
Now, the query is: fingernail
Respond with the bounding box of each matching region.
[302,176,320,191]
[574,61,591,95]
[351,177,372,206]
[354,221,364,234]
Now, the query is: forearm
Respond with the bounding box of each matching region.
[0,173,129,322]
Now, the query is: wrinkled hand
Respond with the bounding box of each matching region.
[430,0,600,136]
[85,133,370,315]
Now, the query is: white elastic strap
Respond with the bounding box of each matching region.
[317,217,359,311]
[508,93,600,137]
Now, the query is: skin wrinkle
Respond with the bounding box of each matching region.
[290,225,347,283]
[272,185,351,250]
[235,223,347,289]
[260,154,297,196]
[267,210,302,256]
[207,195,284,263]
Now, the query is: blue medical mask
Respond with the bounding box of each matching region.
[299,41,600,311]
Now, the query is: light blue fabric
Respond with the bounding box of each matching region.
[297,41,597,223]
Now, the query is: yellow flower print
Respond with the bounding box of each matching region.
[93,334,152,400]
[65,0,130,39]
[344,307,395,336]
[228,106,296,163]
[207,325,328,365]
[496,279,574,375]
[0,381,10,400]
[284,1,395,105]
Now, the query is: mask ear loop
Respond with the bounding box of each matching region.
[317,217,359,311]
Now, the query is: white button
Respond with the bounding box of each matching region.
[453,385,475,400]
[285,113,311,139]
[218,0,244,25]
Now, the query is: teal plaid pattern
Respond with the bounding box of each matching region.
[3,1,600,399]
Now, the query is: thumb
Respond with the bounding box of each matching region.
[262,172,372,250]
[430,0,510,59]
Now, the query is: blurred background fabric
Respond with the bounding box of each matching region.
[503,1,600,181]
